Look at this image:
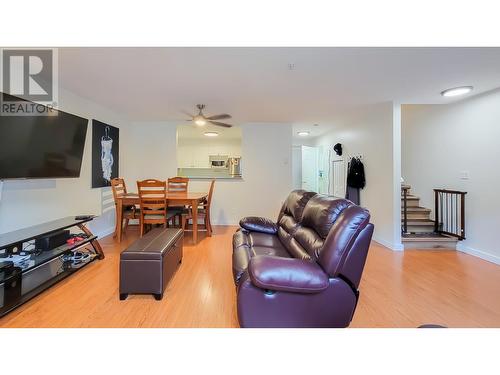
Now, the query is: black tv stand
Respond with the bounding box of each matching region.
[0,216,104,318]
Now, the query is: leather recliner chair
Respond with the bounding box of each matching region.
[232,190,374,328]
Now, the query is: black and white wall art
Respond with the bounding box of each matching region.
[92,119,119,188]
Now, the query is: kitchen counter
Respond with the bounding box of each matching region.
[177,167,242,180]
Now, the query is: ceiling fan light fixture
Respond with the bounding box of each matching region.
[204,131,219,137]
[185,104,233,128]
[297,131,310,136]
[441,86,473,97]
[194,115,207,126]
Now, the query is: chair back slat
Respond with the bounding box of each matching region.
[137,179,168,225]
[168,177,189,192]
[111,178,127,201]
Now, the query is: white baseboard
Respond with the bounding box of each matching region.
[95,226,115,239]
[373,236,404,251]
[456,243,500,265]
[211,220,238,226]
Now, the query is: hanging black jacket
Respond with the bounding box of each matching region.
[347,157,366,189]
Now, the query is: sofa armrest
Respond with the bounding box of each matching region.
[239,216,278,234]
[248,256,329,294]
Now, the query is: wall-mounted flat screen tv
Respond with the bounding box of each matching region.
[0,93,88,179]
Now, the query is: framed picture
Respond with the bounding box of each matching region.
[91,119,119,188]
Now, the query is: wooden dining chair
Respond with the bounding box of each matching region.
[181,179,215,237]
[137,179,177,237]
[111,178,140,236]
[168,177,190,225]
[167,177,189,192]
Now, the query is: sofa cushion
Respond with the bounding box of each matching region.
[278,190,317,222]
[232,229,291,285]
[248,256,329,294]
[239,217,278,234]
[277,194,354,261]
[301,195,352,239]
[293,226,325,260]
[276,190,317,260]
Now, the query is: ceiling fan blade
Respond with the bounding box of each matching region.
[206,113,231,121]
[180,110,195,119]
[209,120,233,128]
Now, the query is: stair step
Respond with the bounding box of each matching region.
[401,196,420,207]
[401,195,419,200]
[403,219,434,225]
[401,206,431,213]
[402,234,457,242]
[404,213,432,220]
[402,233,458,249]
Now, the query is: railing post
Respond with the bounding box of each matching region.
[434,189,439,233]
[403,187,408,234]
[461,192,466,240]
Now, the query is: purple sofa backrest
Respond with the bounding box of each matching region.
[277,190,372,288]
[277,190,317,260]
[318,204,371,286]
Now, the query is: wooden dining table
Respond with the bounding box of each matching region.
[114,191,208,244]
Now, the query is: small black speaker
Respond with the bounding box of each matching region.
[35,229,70,252]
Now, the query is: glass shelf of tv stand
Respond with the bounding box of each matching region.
[0,235,97,285]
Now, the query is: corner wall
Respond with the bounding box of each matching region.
[402,89,500,264]
[313,102,402,250]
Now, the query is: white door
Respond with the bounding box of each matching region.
[331,159,346,198]
[301,146,319,192]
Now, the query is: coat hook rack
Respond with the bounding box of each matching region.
[348,154,364,160]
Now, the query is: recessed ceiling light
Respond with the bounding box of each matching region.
[441,86,473,97]
[297,131,310,136]
[204,131,219,137]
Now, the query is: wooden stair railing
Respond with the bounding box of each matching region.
[401,184,410,234]
[434,189,467,240]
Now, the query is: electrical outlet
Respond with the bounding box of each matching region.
[459,171,470,180]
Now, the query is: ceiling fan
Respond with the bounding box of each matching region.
[184,104,232,128]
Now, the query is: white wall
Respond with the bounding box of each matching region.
[402,89,500,264]
[122,122,293,225]
[0,87,130,237]
[312,102,402,250]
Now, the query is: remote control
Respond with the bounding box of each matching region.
[75,215,93,220]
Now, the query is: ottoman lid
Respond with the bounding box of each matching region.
[121,228,183,260]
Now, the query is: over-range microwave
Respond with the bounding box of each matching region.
[209,155,228,168]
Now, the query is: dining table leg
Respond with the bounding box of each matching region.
[191,199,198,244]
[116,201,123,242]
[113,204,119,238]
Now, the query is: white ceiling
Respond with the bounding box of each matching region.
[58,47,500,137]
[177,124,242,141]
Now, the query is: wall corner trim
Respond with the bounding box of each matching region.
[95,226,115,240]
[373,237,404,252]
[456,243,500,266]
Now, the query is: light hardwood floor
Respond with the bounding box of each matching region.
[1,226,499,328]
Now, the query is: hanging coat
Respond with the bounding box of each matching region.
[346,157,366,189]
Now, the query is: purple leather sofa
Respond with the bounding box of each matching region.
[232,190,374,328]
